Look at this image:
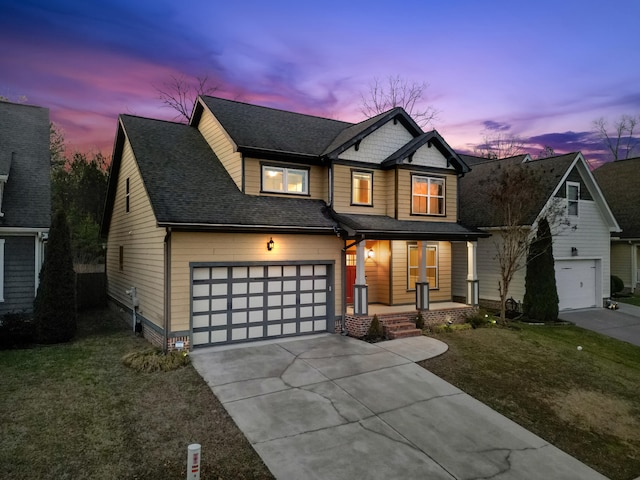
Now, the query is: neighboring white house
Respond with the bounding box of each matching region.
[452,152,620,311]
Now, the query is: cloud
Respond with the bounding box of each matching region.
[482,120,511,132]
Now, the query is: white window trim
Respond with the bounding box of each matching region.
[407,242,438,291]
[351,170,373,206]
[411,175,445,216]
[567,181,580,217]
[262,165,309,195]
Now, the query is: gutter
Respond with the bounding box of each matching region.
[163,227,171,353]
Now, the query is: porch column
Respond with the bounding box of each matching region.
[416,241,430,310]
[353,240,368,315]
[466,241,479,306]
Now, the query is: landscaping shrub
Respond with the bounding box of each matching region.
[611,275,624,296]
[523,217,559,322]
[364,314,384,342]
[34,210,77,344]
[0,312,34,348]
[415,312,425,330]
[122,348,190,373]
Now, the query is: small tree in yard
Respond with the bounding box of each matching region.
[482,162,564,324]
[34,211,76,343]
[523,217,559,322]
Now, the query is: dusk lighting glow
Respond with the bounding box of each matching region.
[2,0,639,166]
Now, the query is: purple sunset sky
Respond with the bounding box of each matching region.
[2,0,640,166]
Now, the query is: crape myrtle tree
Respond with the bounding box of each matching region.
[34,210,76,344]
[523,217,559,322]
[481,161,564,323]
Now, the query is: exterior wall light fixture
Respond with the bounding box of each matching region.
[267,237,275,251]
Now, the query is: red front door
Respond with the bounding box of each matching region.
[346,253,356,304]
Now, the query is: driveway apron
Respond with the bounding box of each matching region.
[191,334,608,480]
[560,303,640,347]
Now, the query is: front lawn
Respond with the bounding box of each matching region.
[0,309,273,480]
[421,323,640,480]
[616,293,640,307]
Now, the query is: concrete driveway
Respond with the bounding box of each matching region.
[560,303,640,347]
[190,334,607,480]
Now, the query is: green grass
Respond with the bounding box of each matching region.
[421,323,640,480]
[0,309,273,480]
[616,293,640,307]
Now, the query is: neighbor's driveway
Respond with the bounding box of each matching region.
[191,334,607,480]
[560,303,640,347]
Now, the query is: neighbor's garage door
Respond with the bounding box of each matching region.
[555,259,597,310]
[191,262,332,347]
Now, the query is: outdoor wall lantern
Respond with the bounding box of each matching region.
[367,248,374,259]
[571,247,578,256]
[267,237,275,251]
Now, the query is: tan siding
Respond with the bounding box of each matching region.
[362,240,390,304]
[332,165,387,214]
[106,139,165,328]
[244,157,328,200]
[390,241,452,305]
[396,170,458,222]
[196,104,243,189]
[451,241,468,297]
[169,232,343,332]
[611,243,632,287]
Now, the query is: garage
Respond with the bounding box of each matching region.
[555,259,598,310]
[191,261,333,347]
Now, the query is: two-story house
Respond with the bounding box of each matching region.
[101,96,486,350]
[0,101,51,315]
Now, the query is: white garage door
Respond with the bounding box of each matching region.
[191,262,332,347]
[555,260,597,310]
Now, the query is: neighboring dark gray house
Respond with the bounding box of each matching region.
[0,101,51,315]
[593,157,640,293]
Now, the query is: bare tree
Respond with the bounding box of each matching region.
[481,162,565,323]
[474,131,525,159]
[359,75,438,128]
[537,145,555,159]
[593,115,639,161]
[155,74,218,122]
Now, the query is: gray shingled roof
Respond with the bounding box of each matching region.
[333,213,487,240]
[0,102,51,228]
[105,115,336,231]
[593,157,640,239]
[459,153,577,228]
[198,96,350,158]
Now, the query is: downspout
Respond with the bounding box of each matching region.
[163,227,172,353]
[394,168,399,219]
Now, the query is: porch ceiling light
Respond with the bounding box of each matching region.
[267,237,275,251]
[367,248,374,259]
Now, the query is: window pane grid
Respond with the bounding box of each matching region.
[412,176,444,215]
[407,244,438,290]
[263,166,308,194]
[352,171,372,205]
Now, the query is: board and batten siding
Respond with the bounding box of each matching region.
[0,236,35,315]
[196,103,243,190]
[169,232,344,333]
[332,164,389,215]
[106,139,166,329]
[339,121,414,163]
[390,240,452,305]
[244,157,328,201]
[552,199,611,299]
[396,170,458,222]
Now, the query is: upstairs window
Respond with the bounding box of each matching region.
[412,175,445,216]
[262,165,309,195]
[351,170,373,206]
[567,181,579,216]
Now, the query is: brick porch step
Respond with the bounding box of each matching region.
[381,319,423,340]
